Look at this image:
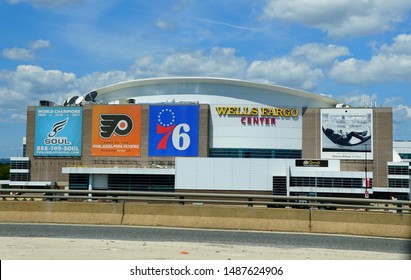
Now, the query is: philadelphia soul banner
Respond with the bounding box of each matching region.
[34,107,82,156]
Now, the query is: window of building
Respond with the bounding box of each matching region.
[398,153,411,160]
[290,177,365,188]
[317,177,332,188]
[68,174,89,190]
[388,178,409,188]
[209,148,301,159]
[290,177,316,187]
[10,160,30,170]
[333,178,342,188]
[273,176,287,195]
[108,174,175,191]
[10,173,29,181]
[388,165,409,175]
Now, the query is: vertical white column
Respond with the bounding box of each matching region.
[88,174,93,201]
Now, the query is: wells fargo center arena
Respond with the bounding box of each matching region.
[8,77,411,200]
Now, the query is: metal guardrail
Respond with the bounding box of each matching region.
[0,188,410,213]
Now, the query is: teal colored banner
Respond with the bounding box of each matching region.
[34,107,82,156]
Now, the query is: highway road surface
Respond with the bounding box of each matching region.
[0,223,410,260]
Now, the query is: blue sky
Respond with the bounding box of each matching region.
[1,0,411,158]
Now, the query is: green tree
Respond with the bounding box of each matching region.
[0,163,10,180]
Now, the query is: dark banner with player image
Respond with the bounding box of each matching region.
[321,108,373,160]
[34,107,82,156]
[149,105,199,156]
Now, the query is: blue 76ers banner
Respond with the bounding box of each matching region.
[149,105,199,156]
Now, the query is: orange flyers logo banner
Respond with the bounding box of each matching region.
[91,105,141,156]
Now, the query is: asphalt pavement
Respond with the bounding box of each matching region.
[0,223,410,260]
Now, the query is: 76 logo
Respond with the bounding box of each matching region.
[149,106,199,156]
[156,108,190,151]
[157,123,191,150]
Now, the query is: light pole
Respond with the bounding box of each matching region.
[364,144,369,199]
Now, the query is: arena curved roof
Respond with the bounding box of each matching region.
[90,77,340,108]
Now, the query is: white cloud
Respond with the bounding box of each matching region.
[2,39,50,61]
[0,87,27,106]
[30,39,50,50]
[262,0,411,37]
[291,43,349,66]
[2,48,34,61]
[0,44,331,120]
[247,57,324,90]
[0,64,134,113]
[155,19,175,30]
[77,71,130,92]
[378,34,411,55]
[382,97,411,123]
[390,104,411,140]
[334,92,411,141]
[130,47,247,79]
[329,34,411,85]
[0,65,78,107]
[130,46,327,90]
[393,104,411,122]
[7,0,83,8]
[338,93,378,107]
[10,113,27,122]
[172,0,191,11]
[198,18,262,32]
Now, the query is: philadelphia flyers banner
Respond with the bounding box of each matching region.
[92,105,141,156]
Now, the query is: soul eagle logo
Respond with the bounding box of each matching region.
[99,114,133,138]
[44,118,71,145]
[48,118,68,137]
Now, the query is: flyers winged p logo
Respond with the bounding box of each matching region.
[99,114,133,138]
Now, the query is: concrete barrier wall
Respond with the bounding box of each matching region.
[0,201,124,225]
[122,204,311,233]
[311,210,411,238]
[0,201,410,238]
